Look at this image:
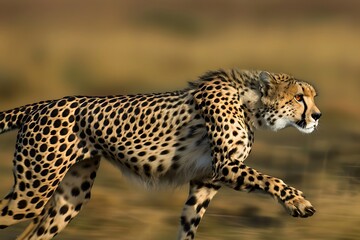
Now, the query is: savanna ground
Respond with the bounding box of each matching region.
[0,0,359,239]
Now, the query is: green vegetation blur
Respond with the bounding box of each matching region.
[0,0,359,239]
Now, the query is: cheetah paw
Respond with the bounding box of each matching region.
[283,195,316,218]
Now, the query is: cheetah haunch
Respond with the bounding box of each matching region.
[0,69,321,239]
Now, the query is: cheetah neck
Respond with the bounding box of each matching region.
[232,70,267,130]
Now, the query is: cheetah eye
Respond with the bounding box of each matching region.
[294,94,303,102]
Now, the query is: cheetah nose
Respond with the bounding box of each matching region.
[311,112,322,121]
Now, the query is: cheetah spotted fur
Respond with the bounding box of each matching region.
[0,69,321,239]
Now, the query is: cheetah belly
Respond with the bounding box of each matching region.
[104,126,212,188]
[159,137,212,187]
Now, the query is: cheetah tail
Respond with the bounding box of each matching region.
[0,100,53,134]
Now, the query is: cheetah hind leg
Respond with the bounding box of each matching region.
[0,192,17,229]
[17,157,100,240]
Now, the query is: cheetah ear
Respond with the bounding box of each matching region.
[259,71,276,85]
[259,71,276,96]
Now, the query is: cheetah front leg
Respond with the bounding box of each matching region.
[216,163,316,218]
[178,180,221,240]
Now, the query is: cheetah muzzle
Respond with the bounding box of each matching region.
[0,69,321,239]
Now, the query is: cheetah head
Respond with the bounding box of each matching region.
[258,71,321,134]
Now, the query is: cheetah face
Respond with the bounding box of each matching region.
[259,72,321,134]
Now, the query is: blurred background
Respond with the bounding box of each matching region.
[0,0,359,239]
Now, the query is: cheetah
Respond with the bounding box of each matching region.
[0,69,321,239]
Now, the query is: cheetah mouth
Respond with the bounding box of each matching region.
[296,119,306,128]
[294,119,318,134]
